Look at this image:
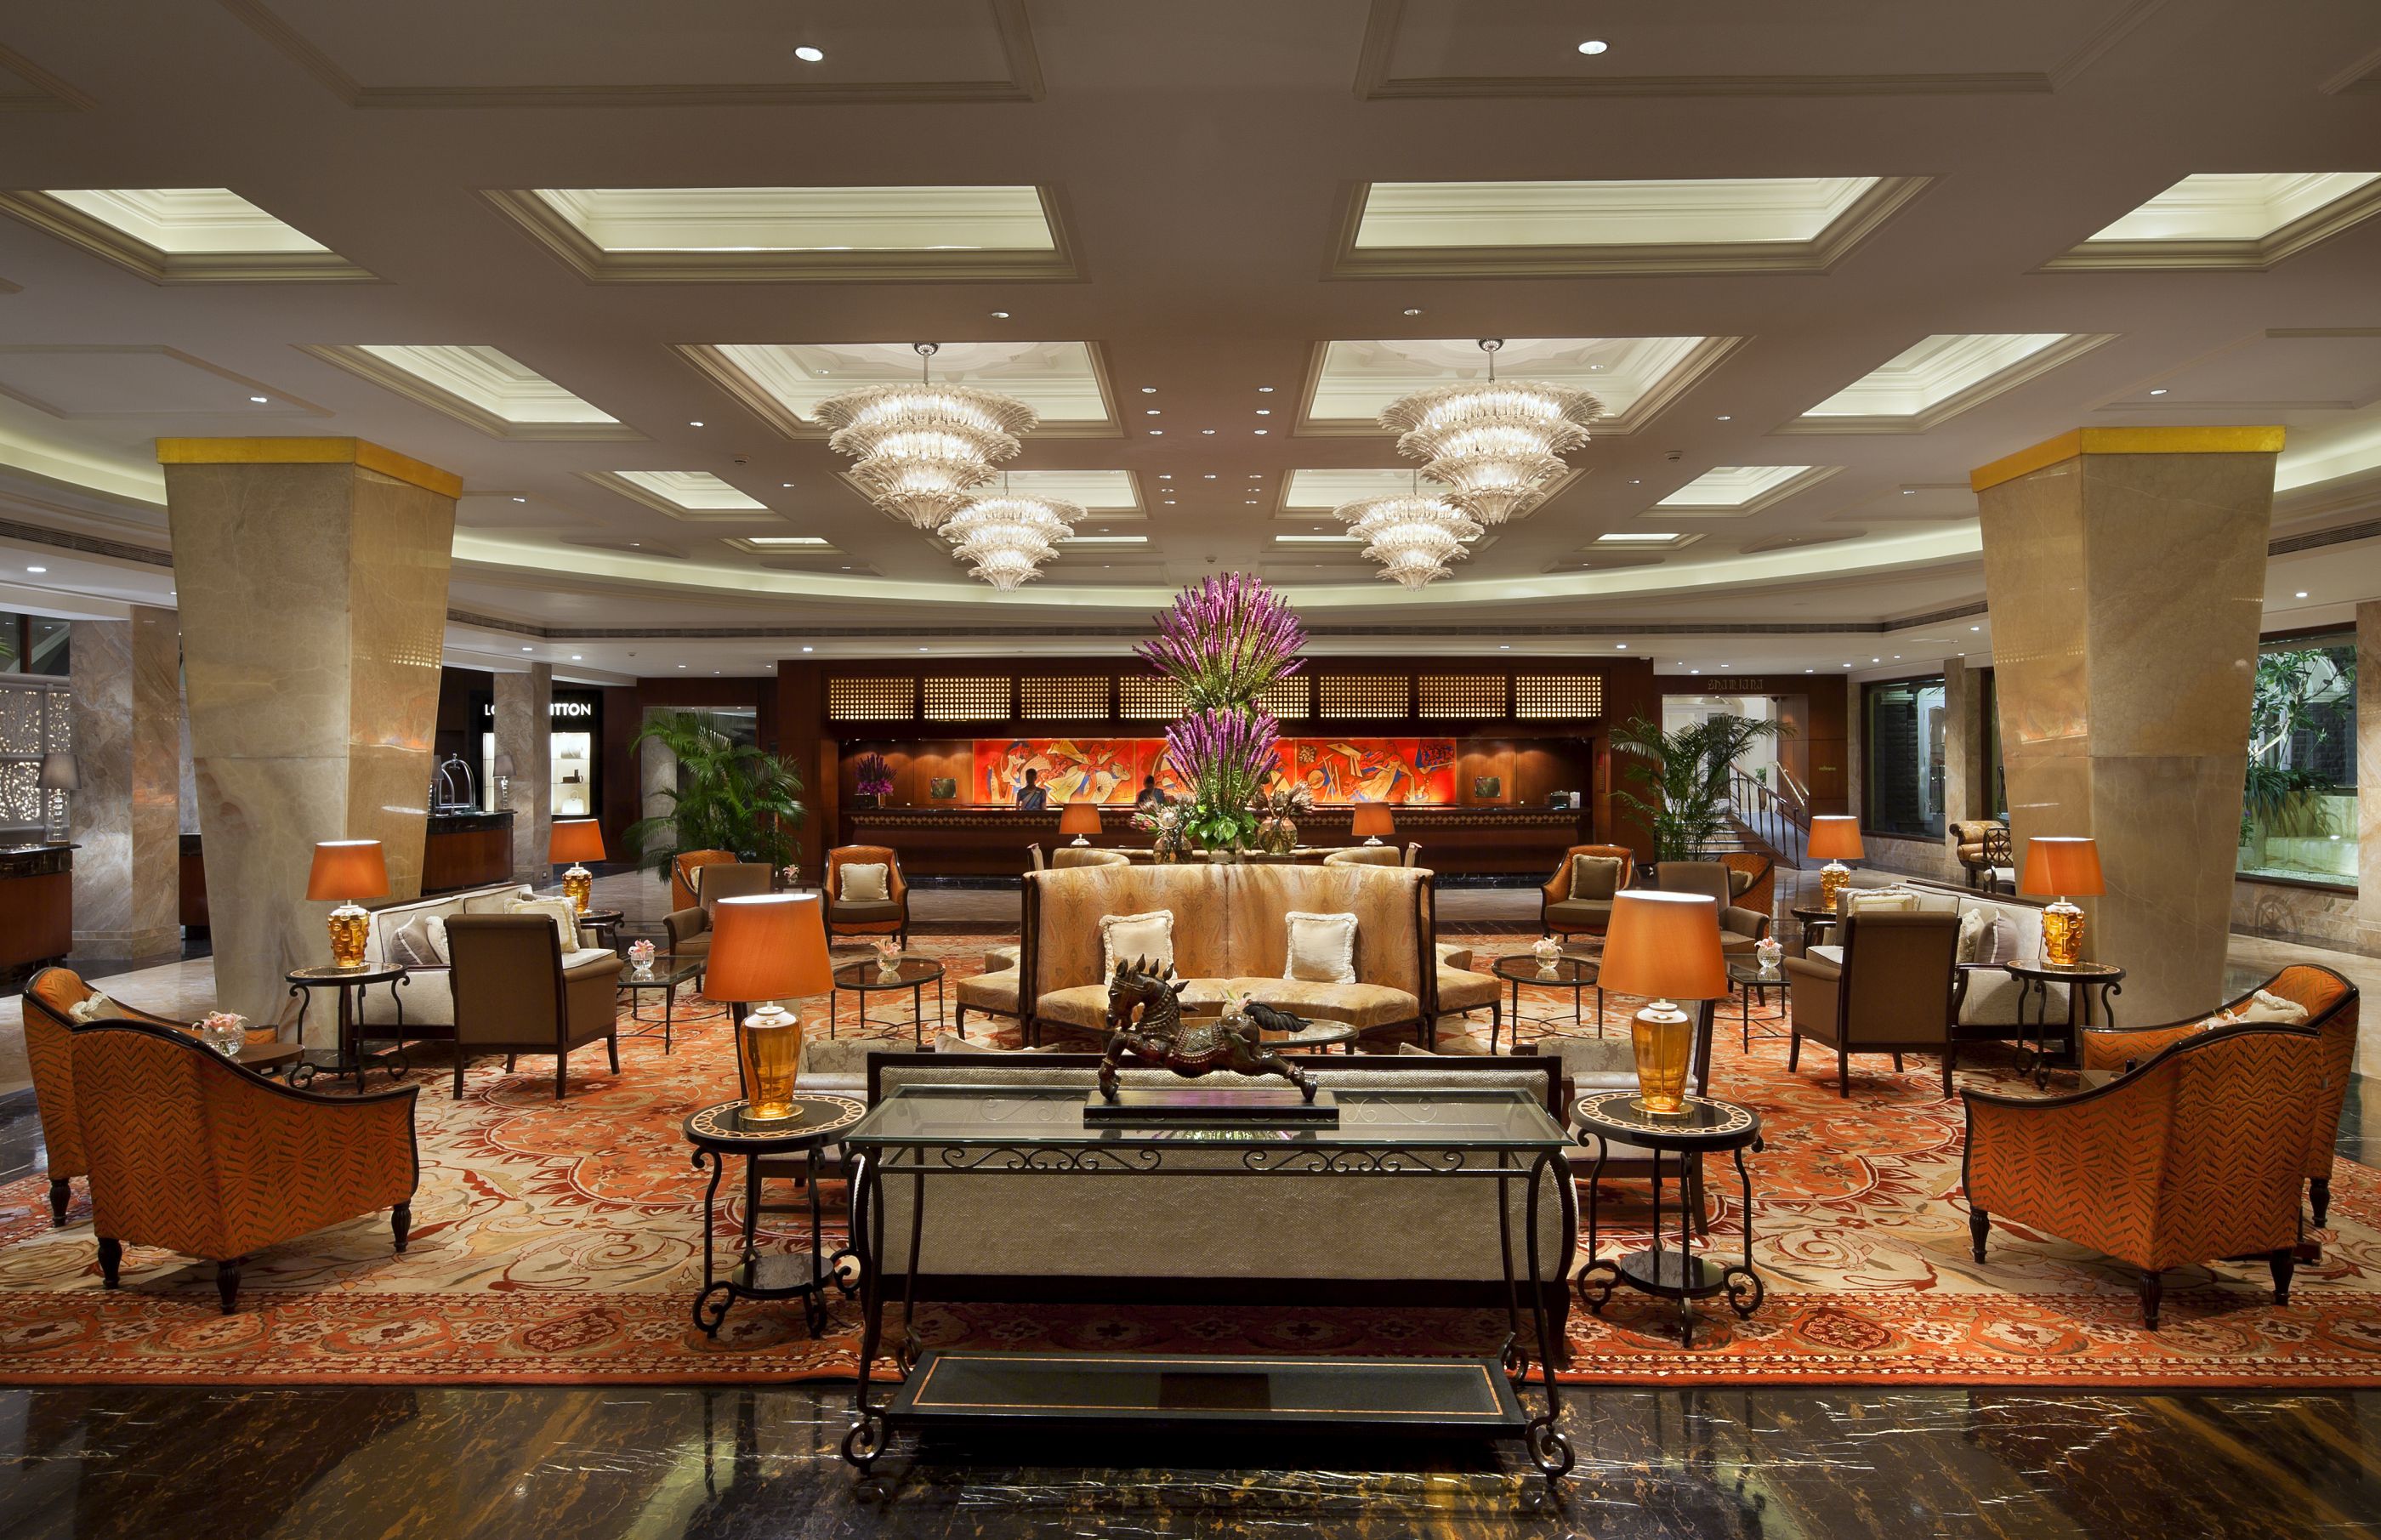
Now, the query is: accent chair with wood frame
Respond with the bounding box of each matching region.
[70,1019,418,1313]
[2078,963,2358,1227]
[825,844,910,946]
[444,914,623,1098]
[1540,844,1636,940]
[1716,851,1775,919]
[670,849,736,914]
[1656,861,1772,959]
[662,861,774,971]
[1783,911,1965,1095]
[1964,1022,2321,1328]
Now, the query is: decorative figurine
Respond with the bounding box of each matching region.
[1098,956,1316,1105]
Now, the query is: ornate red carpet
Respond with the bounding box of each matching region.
[2,932,2375,1387]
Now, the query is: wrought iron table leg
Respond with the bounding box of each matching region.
[1523,1151,1575,1480]
[1496,1152,1522,1372]
[1723,1139,1766,1320]
[1577,1139,1617,1313]
[898,1168,927,1372]
[691,1148,732,1336]
[841,1152,887,1470]
[1674,1145,1696,1347]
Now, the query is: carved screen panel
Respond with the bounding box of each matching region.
[1513,674,1604,719]
[1316,674,1410,718]
[827,676,917,722]
[1418,674,1508,718]
[1018,675,1111,719]
[921,677,1011,722]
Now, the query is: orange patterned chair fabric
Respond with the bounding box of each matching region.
[825,844,910,942]
[1717,851,1775,919]
[2078,963,2357,1225]
[70,1020,418,1313]
[1963,1022,2320,1327]
[670,850,736,914]
[1540,844,1638,939]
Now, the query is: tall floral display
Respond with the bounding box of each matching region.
[1133,574,1305,855]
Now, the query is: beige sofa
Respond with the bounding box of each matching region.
[1020,861,1438,1047]
[1811,882,2066,1031]
[358,882,615,1030]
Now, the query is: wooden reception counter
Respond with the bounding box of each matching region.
[423,810,514,893]
[841,806,1588,878]
[0,842,73,973]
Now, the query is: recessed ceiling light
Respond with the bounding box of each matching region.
[781,482,793,487]
[247,395,269,404]
[1615,643,1628,650]
[1577,39,1609,54]
[1202,428,1216,435]
[801,645,814,652]
[1159,473,1172,479]
[26,565,46,574]
[1258,386,1275,393]
[676,663,686,669]
[1163,498,1176,504]
[793,45,824,61]
[1402,308,1423,316]
[630,542,640,547]
[1146,408,1161,416]
[512,496,526,503]
[1253,429,1268,435]
[1499,644,1511,651]
[2149,388,2168,395]
[2296,589,2310,599]
[1629,479,1641,484]
[918,646,929,653]
[1804,668,1815,673]
[1691,668,1702,675]
[520,646,532,652]
[1903,489,1917,495]
[571,654,582,660]
[1969,624,1981,631]
[1872,656,1881,662]
[1715,414,1732,421]
[1256,409,1270,415]
[988,310,1010,319]
[689,420,704,427]
[1150,429,1164,435]
[1843,662,1852,668]
[1204,474,1217,480]
[1245,499,1258,505]
[1141,386,1156,394]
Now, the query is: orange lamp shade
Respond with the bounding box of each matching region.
[1058,802,1104,838]
[1350,803,1396,838]
[2020,835,2105,898]
[305,839,388,901]
[548,819,606,864]
[706,893,834,1003]
[1598,889,1729,1003]
[1805,816,1864,861]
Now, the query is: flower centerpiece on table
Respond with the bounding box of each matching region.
[1134,574,1305,856]
[874,937,903,980]
[196,1011,247,1057]
[1132,799,1190,862]
[1253,781,1313,856]
[853,753,895,806]
[1168,707,1278,857]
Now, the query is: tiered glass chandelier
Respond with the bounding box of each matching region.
[1333,478,1483,589]
[1377,339,1602,526]
[814,343,1037,529]
[936,478,1086,590]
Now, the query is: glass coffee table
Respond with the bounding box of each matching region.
[831,956,946,1046]
[1492,954,1604,1050]
[617,952,702,1053]
[1725,960,1789,1051]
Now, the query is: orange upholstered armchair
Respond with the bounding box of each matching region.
[1540,844,1636,940]
[825,844,910,945]
[2079,963,2359,1227]
[1717,852,1775,918]
[23,967,276,1227]
[670,849,736,914]
[1964,1023,2321,1327]
[70,1020,418,1313]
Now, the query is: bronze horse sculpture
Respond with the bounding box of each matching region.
[1098,956,1318,1104]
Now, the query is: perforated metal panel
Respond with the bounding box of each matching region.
[1418,674,1508,718]
[921,677,1012,722]
[1316,674,1410,718]
[1117,676,1185,720]
[1020,676,1111,719]
[1514,674,1605,719]
[827,677,917,722]
[0,679,70,833]
[1256,676,1311,719]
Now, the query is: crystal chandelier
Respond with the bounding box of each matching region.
[1376,339,1602,526]
[1333,480,1483,589]
[815,343,1037,529]
[936,479,1085,591]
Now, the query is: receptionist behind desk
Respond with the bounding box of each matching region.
[1014,767,1049,810]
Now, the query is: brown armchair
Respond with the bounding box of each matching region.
[1965,1023,2321,1327]
[1716,851,1774,919]
[23,967,281,1226]
[662,861,775,969]
[825,844,910,945]
[71,1020,418,1313]
[445,914,623,1099]
[1784,911,1964,1096]
[1656,861,1771,958]
[2079,963,2358,1227]
[1540,844,1636,939]
[670,849,736,913]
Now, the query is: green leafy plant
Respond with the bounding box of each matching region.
[623,711,807,879]
[2241,645,2355,845]
[1611,713,1791,863]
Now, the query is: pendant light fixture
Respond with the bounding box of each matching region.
[1377,339,1602,526]
[937,475,1085,590]
[1331,473,1482,589]
[815,343,1037,529]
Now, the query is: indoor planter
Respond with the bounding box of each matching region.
[623,710,808,883]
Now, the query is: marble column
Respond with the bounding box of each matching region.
[2355,602,2381,924]
[66,606,181,959]
[162,438,457,1030]
[640,707,679,827]
[1941,660,1983,831]
[1973,427,2282,1025]
[496,664,552,883]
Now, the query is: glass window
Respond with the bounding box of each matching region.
[1862,675,1947,838]
[2239,634,2355,886]
[1980,668,2007,819]
[0,611,71,677]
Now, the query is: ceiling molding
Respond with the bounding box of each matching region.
[576,469,778,524]
[1325,176,1934,278]
[2041,179,2381,271]
[674,340,1122,440]
[1775,332,2120,435]
[479,185,1083,284]
[1294,334,1747,438]
[0,45,95,111]
[298,344,645,441]
[218,0,1045,107]
[0,190,378,284]
[1655,464,1844,517]
[0,344,332,420]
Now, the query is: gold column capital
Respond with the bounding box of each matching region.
[1969,426,2285,494]
[156,437,462,499]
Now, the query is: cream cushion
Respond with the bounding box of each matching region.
[839,861,891,903]
[2201,988,2314,1031]
[1571,855,1624,901]
[66,992,121,1024]
[390,912,446,967]
[1283,911,1358,984]
[1100,909,1176,975]
[1846,889,1919,915]
[1954,905,1992,965]
[509,897,582,951]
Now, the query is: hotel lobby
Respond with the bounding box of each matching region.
[3,3,2381,1535]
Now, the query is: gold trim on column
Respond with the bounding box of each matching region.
[1969,426,2286,493]
[156,437,463,499]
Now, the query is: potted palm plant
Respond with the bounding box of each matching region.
[624,711,808,881]
[1611,713,1789,866]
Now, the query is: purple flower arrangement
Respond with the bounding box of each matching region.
[854,753,895,798]
[1134,573,1306,710]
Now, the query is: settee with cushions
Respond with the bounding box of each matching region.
[1019,861,1439,1046]
[355,882,617,1033]
[1810,881,2067,1034]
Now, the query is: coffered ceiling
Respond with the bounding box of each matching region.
[0,0,2378,676]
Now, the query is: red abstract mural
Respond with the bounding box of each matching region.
[969,739,1454,804]
[1278,739,1455,804]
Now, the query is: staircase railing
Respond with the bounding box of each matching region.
[1728,764,1811,868]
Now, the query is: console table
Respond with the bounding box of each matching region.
[839,1083,1578,1480]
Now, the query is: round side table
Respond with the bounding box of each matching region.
[1574,1091,1764,1348]
[286,963,410,1088]
[2004,960,2125,1087]
[1789,907,1838,954]
[685,1094,867,1338]
[576,907,625,952]
[1493,954,1603,1050]
[831,957,946,1045]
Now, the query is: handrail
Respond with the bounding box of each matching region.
[1727,765,1810,868]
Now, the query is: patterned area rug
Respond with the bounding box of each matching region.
[2,931,2377,1387]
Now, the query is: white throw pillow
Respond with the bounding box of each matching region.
[67,991,121,1024]
[508,898,581,952]
[1100,910,1175,976]
[1954,906,1992,965]
[839,861,891,903]
[2236,988,2311,1026]
[391,912,446,968]
[1846,889,1918,916]
[1283,911,1358,984]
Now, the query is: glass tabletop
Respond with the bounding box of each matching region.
[618,953,702,988]
[834,955,944,987]
[1725,960,1786,983]
[847,1083,1571,1153]
[1492,955,1598,986]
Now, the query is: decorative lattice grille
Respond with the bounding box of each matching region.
[0,680,71,833]
[827,677,916,722]
[1513,674,1605,719]
[1418,674,1509,718]
[1256,677,1311,719]
[921,677,1012,722]
[1316,674,1410,718]
[1117,676,1185,720]
[1019,676,1111,719]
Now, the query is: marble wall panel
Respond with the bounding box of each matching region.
[496,664,552,880]
[67,608,179,959]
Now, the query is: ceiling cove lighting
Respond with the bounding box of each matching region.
[1378,339,1601,526]
[935,476,1086,591]
[815,343,1036,529]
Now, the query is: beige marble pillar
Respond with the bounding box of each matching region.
[1973,427,2282,1025]
[496,664,552,882]
[2355,602,2381,920]
[162,438,457,1029]
[67,606,182,959]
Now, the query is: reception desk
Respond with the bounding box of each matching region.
[842,806,1589,878]
[0,842,73,973]
[423,810,515,893]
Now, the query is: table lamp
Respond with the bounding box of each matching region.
[1806,815,1864,911]
[307,839,389,969]
[549,818,605,913]
[492,752,514,807]
[1059,801,1103,847]
[1598,889,1726,1116]
[1351,803,1395,846]
[2020,835,2103,969]
[707,893,833,1122]
[36,751,77,843]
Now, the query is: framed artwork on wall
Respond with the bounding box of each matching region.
[1473,775,1503,799]
[928,777,958,800]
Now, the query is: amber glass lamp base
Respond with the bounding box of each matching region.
[1630,1000,1694,1116]
[327,903,369,969]
[2042,899,2085,968]
[1818,861,1851,911]
[737,1003,804,1122]
[563,866,593,913]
